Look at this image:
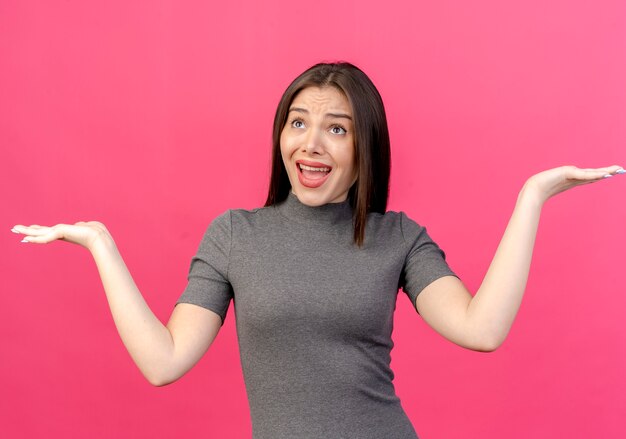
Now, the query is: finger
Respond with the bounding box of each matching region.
[594,165,625,179]
[565,168,609,181]
[21,224,70,243]
[15,225,73,244]
[12,225,55,236]
[576,165,624,176]
[12,224,52,235]
[606,165,625,175]
[561,166,624,189]
[21,231,63,244]
[12,224,41,233]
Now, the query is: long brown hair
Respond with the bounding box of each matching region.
[265,62,391,246]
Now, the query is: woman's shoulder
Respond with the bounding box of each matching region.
[198,205,279,246]
[366,209,432,245]
[369,209,421,228]
[227,204,278,222]
[215,205,286,237]
[201,205,273,231]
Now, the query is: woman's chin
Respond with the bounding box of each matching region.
[292,189,326,206]
[292,186,347,206]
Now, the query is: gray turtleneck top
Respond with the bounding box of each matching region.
[177,193,456,439]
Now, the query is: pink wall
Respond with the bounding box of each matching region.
[1,1,625,438]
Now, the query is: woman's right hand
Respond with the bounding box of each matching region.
[11,221,112,251]
[12,220,222,386]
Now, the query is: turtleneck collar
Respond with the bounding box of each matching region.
[275,192,353,226]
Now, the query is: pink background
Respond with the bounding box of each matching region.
[1,1,625,438]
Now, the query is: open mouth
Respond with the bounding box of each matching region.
[296,160,332,188]
[299,163,331,178]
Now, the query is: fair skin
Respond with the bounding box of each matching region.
[11,85,624,385]
[415,168,622,351]
[280,86,357,206]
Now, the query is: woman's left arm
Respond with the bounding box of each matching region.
[415,165,624,352]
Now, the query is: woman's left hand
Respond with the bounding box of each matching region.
[524,165,624,206]
[417,163,623,351]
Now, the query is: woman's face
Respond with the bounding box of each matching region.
[280,86,357,206]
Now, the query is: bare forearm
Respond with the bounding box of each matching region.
[90,235,175,384]
[466,182,543,348]
[14,221,221,385]
[416,166,621,351]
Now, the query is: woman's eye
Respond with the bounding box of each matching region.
[331,125,347,135]
[291,119,305,128]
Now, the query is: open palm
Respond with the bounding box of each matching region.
[11,221,110,250]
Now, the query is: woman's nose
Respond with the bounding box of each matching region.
[302,128,324,155]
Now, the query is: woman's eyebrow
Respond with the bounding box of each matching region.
[288,107,353,120]
[326,112,352,120]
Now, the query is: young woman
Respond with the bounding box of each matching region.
[12,62,624,438]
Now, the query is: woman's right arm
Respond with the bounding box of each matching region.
[11,222,221,386]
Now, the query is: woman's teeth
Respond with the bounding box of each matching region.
[299,164,330,172]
